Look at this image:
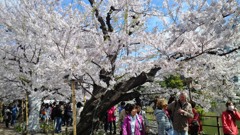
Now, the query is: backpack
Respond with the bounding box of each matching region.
[189,120,200,134]
[41,110,46,115]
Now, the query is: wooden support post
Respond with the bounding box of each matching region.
[0,101,2,122]
[22,99,24,122]
[71,81,77,135]
[189,82,192,101]
[64,77,83,135]
[25,94,29,134]
[22,99,24,135]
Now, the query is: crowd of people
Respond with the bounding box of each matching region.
[104,101,149,135]
[1,93,240,135]
[152,92,240,135]
[104,92,240,135]
[103,92,201,135]
[1,101,84,134]
[39,101,83,133]
[2,103,20,128]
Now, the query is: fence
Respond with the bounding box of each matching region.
[201,115,240,135]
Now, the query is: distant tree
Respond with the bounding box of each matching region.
[159,74,185,90]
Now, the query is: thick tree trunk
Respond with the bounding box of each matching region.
[74,67,161,135]
[76,90,140,135]
[27,93,42,134]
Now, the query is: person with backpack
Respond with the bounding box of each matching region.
[167,92,193,135]
[221,101,240,135]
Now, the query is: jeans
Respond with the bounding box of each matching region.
[55,117,62,133]
[174,130,188,135]
[167,128,174,135]
[11,114,16,126]
[66,112,73,126]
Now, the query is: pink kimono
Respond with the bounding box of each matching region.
[122,114,145,135]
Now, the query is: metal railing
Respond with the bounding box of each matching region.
[201,115,221,135]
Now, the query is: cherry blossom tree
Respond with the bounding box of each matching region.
[0,0,239,134]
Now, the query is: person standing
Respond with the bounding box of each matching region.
[154,98,173,135]
[44,103,51,124]
[118,103,131,135]
[4,106,12,128]
[65,103,73,126]
[167,92,193,135]
[54,104,63,133]
[119,101,126,115]
[108,106,117,134]
[11,105,18,126]
[221,101,240,135]
[136,103,150,134]
[122,104,145,135]
[188,101,201,135]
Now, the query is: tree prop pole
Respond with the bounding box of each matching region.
[22,98,24,135]
[25,94,29,134]
[71,81,77,135]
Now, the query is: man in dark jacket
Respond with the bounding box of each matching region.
[54,104,63,133]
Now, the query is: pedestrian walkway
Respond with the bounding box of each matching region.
[0,123,20,135]
[0,122,73,135]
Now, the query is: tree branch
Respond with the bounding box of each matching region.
[118,91,141,101]
[114,66,161,92]
[106,6,115,32]
[207,45,240,56]
[80,84,96,99]
[88,0,110,40]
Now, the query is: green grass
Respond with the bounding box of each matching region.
[201,112,240,135]
[201,112,221,135]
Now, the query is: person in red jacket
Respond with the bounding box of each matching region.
[221,101,240,135]
[188,101,201,135]
[108,106,117,134]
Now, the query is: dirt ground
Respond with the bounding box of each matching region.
[0,122,72,135]
[0,123,20,135]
